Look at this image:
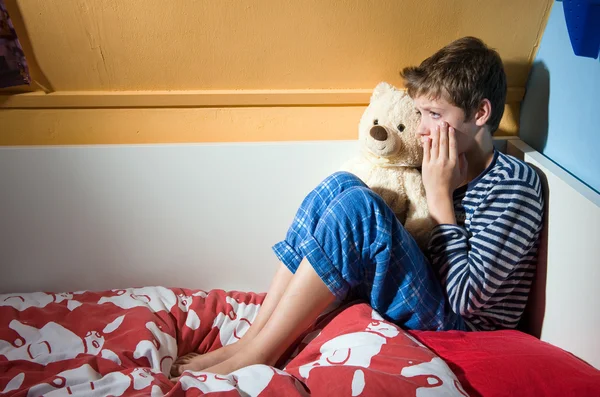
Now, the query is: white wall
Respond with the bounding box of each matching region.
[0,141,357,294]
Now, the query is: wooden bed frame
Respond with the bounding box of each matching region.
[0,138,597,368]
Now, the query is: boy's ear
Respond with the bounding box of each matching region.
[474,99,492,127]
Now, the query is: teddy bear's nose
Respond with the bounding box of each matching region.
[370,126,388,141]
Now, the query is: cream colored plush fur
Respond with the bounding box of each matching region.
[341,82,433,249]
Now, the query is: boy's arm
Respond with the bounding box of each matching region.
[428,176,544,321]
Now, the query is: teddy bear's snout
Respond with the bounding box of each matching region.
[370,126,388,142]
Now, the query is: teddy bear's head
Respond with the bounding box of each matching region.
[358,82,422,167]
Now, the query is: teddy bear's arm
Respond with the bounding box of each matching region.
[339,156,370,183]
[403,169,434,250]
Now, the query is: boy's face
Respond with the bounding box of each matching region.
[413,95,479,154]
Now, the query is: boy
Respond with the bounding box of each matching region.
[171,36,544,377]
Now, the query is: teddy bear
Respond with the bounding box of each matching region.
[340,82,433,249]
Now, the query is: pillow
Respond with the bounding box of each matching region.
[409,330,600,397]
[284,302,470,396]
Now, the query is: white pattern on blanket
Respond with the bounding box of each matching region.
[0,287,468,396]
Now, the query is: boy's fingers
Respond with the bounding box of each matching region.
[448,126,458,160]
[439,122,449,159]
[430,125,440,160]
[423,136,431,163]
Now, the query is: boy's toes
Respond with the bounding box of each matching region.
[176,352,200,364]
[181,353,200,364]
[171,352,201,377]
[170,364,183,377]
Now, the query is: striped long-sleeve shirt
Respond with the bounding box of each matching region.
[427,149,544,331]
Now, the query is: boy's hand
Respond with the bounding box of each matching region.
[422,122,468,224]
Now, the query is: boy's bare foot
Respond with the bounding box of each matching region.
[202,343,272,376]
[170,342,245,377]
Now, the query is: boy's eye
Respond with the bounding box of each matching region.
[430,112,440,119]
[373,119,378,125]
[397,124,405,132]
[415,110,421,116]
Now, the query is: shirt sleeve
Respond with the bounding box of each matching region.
[428,176,544,319]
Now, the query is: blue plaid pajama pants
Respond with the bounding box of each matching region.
[272,171,465,331]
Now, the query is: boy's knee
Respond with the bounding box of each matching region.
[325,171,367,188]
[334,186,387,215]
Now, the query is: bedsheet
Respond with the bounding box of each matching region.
[0,287,468,396]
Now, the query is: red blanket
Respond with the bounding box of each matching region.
[0,287,468,396]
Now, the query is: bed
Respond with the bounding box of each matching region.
[1,139,599,396]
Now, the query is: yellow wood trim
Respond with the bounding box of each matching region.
[0,88,525,109]
[0,105,518,146]
[0,107,364,145]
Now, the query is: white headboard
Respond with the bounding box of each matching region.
[0,141,358,294]
[0,138,597,368]
[507,139,600,369]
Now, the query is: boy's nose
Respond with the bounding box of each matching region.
[417,122,429,136]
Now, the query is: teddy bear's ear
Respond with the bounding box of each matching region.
[371,82,397,101]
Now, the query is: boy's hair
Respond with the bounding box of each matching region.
[401,36,507,133]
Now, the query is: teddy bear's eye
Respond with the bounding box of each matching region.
[373,119,378,125]
[397,124,406,132]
